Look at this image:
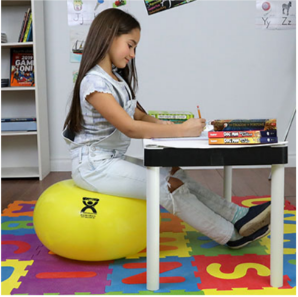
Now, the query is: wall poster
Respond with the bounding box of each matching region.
[144,0,196,16]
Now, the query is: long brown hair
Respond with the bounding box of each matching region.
[64,8,143,134]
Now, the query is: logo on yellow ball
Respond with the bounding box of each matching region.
[80,197,99,219]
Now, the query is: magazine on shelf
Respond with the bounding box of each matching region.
[10,48,34,87]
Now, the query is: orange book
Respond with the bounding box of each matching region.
[10,48,34,87]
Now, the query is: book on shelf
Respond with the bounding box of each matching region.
[1,121,37,131]
[10,48,34,87]
[1,78,9,87]
[209,137,278,145]
[211,119,277,131]
[23,11,32,42]
[1,117,36,122]
[148,110,194,123]
[18,8,31,42]
[18,10,27,42]
[26,22,33,42]
[208,130,277,138]
[2,32,8,43]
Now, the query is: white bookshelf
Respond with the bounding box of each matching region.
[1,0,50,180]
[2,86,35,91]
[2,131,38,136]
[1,42,33,48]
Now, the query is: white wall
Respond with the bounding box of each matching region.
[44,0,296,171]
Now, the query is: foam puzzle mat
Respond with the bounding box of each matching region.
[1,196,296,295]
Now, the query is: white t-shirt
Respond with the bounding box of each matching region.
[74,65,134,145]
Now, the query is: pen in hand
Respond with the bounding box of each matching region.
[197,105,207,131]
[197,105,202,119]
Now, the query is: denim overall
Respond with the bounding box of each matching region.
[63,68,173,202]
[63,73,237,245]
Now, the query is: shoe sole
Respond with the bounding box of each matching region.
[229,226,271,250]
[238,205,271,237]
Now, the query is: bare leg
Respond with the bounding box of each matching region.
[168,176,184,193]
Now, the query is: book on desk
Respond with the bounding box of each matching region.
[211,119,277,131]
[148,110,194,124]
[208,119,278,145]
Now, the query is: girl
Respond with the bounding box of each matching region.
[63,8,271,249]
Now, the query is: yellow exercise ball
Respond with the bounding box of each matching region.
[33,179,147,261]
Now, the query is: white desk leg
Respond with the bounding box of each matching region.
[270,164,285,287]
[146,167,160,291]
[223,166,232,202]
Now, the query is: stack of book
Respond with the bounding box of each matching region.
[148,110,194,124]
[2,32,7,43]
[2,79,9,88]
[208,119,278,145]
[18,8,33,42]
[1,117,37,132]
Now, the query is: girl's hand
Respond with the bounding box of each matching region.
[180,118,206,137]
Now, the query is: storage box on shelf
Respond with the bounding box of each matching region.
[1,0,50,180]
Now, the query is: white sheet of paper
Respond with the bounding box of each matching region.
[151,125,213,141]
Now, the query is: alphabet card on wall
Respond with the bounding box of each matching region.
[144,0,196,15]
[67,0,131,62]
[67,0,130,27]
[256,0,296,29]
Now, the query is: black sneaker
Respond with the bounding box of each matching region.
[227,225,270,249]
[234,201,271,236]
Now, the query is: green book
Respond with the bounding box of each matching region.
[148,111,194,123]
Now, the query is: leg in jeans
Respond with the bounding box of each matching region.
[72,155,235,245]
[171,168,238,222]
[170,167,271,238]
[167,181,234,245]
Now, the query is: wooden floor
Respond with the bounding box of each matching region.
[1,168,296,212]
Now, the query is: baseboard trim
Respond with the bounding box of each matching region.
[51,158,71,172]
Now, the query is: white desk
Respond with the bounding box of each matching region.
[143,140,288,291]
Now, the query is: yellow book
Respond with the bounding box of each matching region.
[23,12,32,42]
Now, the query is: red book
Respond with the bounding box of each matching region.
[18,11,27,42]
[208,130,277,138]
[19,8,31,42]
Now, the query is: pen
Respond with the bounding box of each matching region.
[197,105,201,119]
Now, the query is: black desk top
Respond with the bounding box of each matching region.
[144,145,288,167]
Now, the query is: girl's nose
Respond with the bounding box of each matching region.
[130,48,135,58]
